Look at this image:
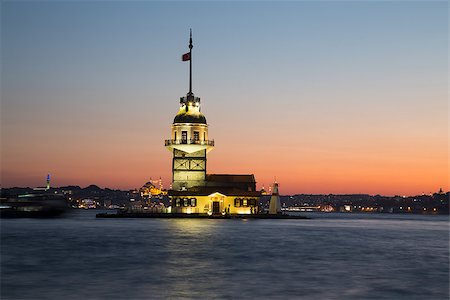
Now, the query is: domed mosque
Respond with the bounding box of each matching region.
[165,31,261,215]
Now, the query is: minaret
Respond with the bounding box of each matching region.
[269,181,282,214]
[46,174,51,190]
[165,30,214,191]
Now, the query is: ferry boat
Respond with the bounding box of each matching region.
[0,193,68,218]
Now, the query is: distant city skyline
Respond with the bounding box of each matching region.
[1,1,448,195]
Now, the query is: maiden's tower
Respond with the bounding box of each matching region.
[165,31,261,215]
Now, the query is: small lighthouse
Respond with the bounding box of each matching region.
[269,181,282,214]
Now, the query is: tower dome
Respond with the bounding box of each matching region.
[173,112,206,124]
[173,97,207,124]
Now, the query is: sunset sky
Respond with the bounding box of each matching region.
[1,1,448,195]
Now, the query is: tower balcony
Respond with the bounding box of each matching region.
[165,139,215,154]
[165,139,214,147]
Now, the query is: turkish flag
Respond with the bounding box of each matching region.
[182,52,190,61]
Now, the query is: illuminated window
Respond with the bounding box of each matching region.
[184,198,189,207]
[181,131,187,143]
[234,198,241,207]
[243,199,247,207]
[190,198,196,207]
[194,131,199,141]
[175,198,180,207]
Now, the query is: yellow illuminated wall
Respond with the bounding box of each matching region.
[172,124,208,142]
[170,192,259,215]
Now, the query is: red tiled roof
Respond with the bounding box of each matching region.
[206,174,255,183]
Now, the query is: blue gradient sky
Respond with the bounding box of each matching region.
[1,1,448,195]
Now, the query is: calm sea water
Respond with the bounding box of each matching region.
[1,211,448,299]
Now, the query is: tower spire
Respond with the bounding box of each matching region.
[188,29,193,97]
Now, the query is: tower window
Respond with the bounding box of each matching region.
[193,131,199,141]
[203,132,206,141]
[181,131,187,143]
[174,132,177,141]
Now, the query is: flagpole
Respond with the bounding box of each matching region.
[189,29,193,96]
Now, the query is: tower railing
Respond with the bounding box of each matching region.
[165,139,214,146]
